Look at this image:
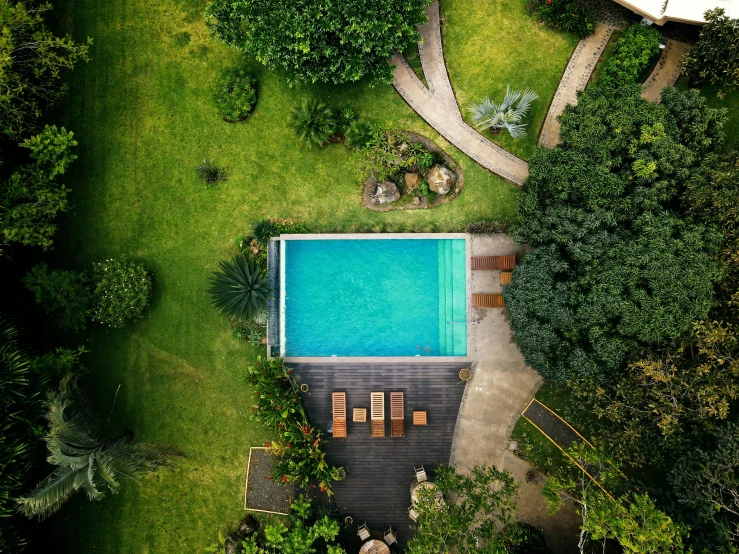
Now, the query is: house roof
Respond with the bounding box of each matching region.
[613,0,739,24]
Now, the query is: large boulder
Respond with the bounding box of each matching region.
[404,172,421,190]
[374,181,400,205]
[427,165,456,195]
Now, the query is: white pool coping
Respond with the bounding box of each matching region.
[277,233,472,362]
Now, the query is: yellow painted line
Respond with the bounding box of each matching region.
[521,396,536,417]
[244,446,291,515]
[530,399,595,448]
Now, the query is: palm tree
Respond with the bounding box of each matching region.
[16,376,174,519]
[290,98,337,148]
[208,254,269,321]
[468,87,539,139]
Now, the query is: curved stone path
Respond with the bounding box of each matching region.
[538,23,617,148]
[391,2,529,186]
[641,39,692,103]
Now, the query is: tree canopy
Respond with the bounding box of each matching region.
[682,8,739,91]
[205,0,430,85]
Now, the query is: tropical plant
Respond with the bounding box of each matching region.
[23,262,91,333]
[526,0,595,39]
[16,375,175,518]
[208,254,268,321]
[344,119,376,149]
[90,259,155,328]
[682,8,739,90]
[196,158,228,185]
[336,107,357,132]
[290,99,337,148]
[600,23,661,88]
[252,218,308,247]
[205,0,429,85]
[213,67,257,122]
[468,87,539,138]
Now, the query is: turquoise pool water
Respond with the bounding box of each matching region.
[282,239,467,357]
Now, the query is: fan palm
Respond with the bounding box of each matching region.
[290,98,337,148]
[208,254,269,321]
[468,87,539,139]
[16,376,174,519]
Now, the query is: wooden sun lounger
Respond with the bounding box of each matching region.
[471,255,516,270]
[332,392,347,438]
[390,392,405,438]
[371,392,385,437]
[472,293,504,308]
[500,271,512,286]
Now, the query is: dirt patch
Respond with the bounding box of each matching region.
[245,448,295,514]
[523,400,582,451]
[362,132,465,212]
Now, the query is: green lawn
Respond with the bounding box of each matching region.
[47,0,519,551]
[441,0,578,159]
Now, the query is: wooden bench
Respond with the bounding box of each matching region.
[371,392,385,437]
[390,392,405,438]
[332,392,347,438]
[472,293,504,308]
[471,255,516,270]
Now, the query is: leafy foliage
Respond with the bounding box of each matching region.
[208,254,268,321]
[406,464,519,554]
[354,127,443,181]
[682,8,739,91]
[213,67,257,122]
[196,158,228,185]
[0,1,91,138]
[468,87,539,138]
[252,218,308,247]
[290,99,337,148]
[247,357,344,495]
[466,220,510,234]
[205,0,430,85]
[344,119,376,149]
[1,125,78,250]
[526,0,595,39]
[16,375,175,518]
[23,262,91,332]
[599,23,661,88]
[491,522,550,554]
[90,259,155,328]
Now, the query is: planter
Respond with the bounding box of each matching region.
[344,516,354,526]
[459,368,471,381]
[300,384,309,393]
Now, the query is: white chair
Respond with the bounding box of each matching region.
[384,526,397,545]
[414,465,427,483]
[357,522,370,541]
[408,506,419,522]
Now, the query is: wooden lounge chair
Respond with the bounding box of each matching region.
[413,411,427,425]
[384,527,397,545]
[408,506,419,522]
[332,392,347,438]
[357,522,370,541]
[471,255,516,270]
[472,293,504,308]
[500,271,512,286]
[370,392,385,437]
[353,408,367,422]
[415,465,427,483]
[390,392,405,438]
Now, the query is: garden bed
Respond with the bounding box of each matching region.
[361,132,464,212]
[244,447,295,515]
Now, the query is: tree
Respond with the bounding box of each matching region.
[682,8,739,91]
[468,87,539,139]
[23,262,91,332]
[16,375,174,518]
[1,125,78,250]
[205,0,430,85]
[406,464,519,554]
[0,1,91,138]
[208,254,269,321]
[290,99,337,148]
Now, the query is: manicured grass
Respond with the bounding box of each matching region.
[46,0,520,552]
[441,0,578,159]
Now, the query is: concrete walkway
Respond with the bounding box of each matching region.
[391,2,529,186]
[641,39,691,103]
[450,235,580,553]
[539,23,617,148]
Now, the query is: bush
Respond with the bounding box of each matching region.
[526,0,595,39]
[682,8,739,90]
[600,24,661,88]
[90,259,154,328]
[494,522,550,554]
[336,107,357,132]
[290,98,336,148]
[196,159,228,185]
[466,220,510,234]
[208,254,269,320]
[23,263,91,333]
[231,317,266,345]
[213,68,257,122]
[344,120,376,149]
[252,218,308,246]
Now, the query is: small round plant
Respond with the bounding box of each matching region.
[213,68,257,122]
[90,259,154,328]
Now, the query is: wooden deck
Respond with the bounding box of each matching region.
[291,362,468,550]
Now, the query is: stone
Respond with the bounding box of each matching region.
[404,172,421,190]
[427,165,456,195]
[399,142,409,153]
[413,196,421,206]
[238,514,260,537]
[374,181,400,205]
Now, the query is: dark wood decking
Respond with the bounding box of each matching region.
[291,362,468,551]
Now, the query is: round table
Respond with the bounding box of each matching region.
[410,481,444,505]
[359,539,390,554]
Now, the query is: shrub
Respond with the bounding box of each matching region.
[493,522,550,554]
[252,218,308,246]
[213,68,257,122]
[600,23,661,88]
[290,99,336,148]
[208,254,269,320]
[466,220,510,234]
[336,107,357,132]
[23,262,91,333]
[344,120,376,149]
[468,87,539,139]
[231,317,266,345]
[196,159,228,186]
[526,0,595,39]
[682,8,739,90]
[90,259,154,328]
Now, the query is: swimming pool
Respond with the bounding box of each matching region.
[280,236,467,357]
